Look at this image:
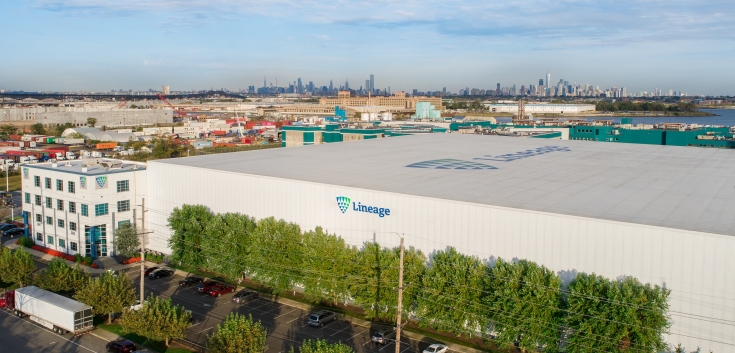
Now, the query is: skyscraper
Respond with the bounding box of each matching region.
[365,80,370,94]
[297,78,303,94]
[539,79,544,87]
[546,72,551,89]
[345,80,349,90]
[369,74,374,93]
[329,80,333,93]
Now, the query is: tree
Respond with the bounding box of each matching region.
[34,257,89,294]
[74,271,137,324]
[200,212,256,280]
[0,125,18,140]
[249,217,304,294]
[416,247,487,338]
[207,313,267,353]
[113,223,140,258]
[483,259,562,351]
[298,339,354,353]
[564,273,670,353]
[0,247,36,287]
[168,204,214,269]
[120,295,191,347]
[54,122,74,136]
[30,123,46,135]
[301,227,356,305]
[87,117,97,127]
[350,242,425,321]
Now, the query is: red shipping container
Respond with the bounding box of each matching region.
[9,135,22,141]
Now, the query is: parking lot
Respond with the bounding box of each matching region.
[135,269,462,353]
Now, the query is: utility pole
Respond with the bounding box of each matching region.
[395,236,404,353]
[139,197,148,305]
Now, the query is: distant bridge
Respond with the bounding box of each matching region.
[0,90,248,102]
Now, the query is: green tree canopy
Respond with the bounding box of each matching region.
[87,117,97,127]
[416,247,487,337]
[168,204,214,269]
[0,247,36,287]
[564,273,670,353]
[301,227,357,304]
[298,339,354,353]
[207,313,267,353]
[201,212,256,280]
[34,257,89,295]
[113,223,140,258]
[74,271,137,323]
[54,122,74,136]
[0,125,18,140]
[120,295,191,347]
[249,217,304,294]
[350,242,425,321]
[483,259,562,351]
[30,123,46,135]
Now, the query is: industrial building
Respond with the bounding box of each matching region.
[146,133,735,352]
[21,159,147,258]
[484,103,596,114]
[0,105,173,127]
[281,123,447,147]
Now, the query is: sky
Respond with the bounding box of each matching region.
[1,0,734,95]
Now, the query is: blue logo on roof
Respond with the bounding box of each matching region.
[406,146,570,170]
[407,159,497,170]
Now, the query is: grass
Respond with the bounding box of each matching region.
[97,322,194,353]
[1,173,22,192]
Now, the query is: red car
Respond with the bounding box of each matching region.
[208,285,235,297]
[196,281,219,293]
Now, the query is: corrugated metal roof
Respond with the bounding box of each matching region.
[16,286,91,312]
[150,134,735,236]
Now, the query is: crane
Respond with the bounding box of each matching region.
[157,94,187,117]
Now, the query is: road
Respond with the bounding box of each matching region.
[136,270,457,353]
[0,308,113,353]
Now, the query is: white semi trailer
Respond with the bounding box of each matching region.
[4,286,94,335]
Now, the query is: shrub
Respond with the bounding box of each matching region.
[83,256,93,266]
[17,237,34,248]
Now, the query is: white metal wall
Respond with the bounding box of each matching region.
[147,162,735,352]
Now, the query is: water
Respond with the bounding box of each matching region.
[496,109,735,127]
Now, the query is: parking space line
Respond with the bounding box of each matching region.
[379,342,395,351]
[287,315,303,324]
[346,330,366,341]
[196,326,216,334]
[401,345,413,353]
[329,325,351,337]
[274,308,299,319]
[363,340,376,346]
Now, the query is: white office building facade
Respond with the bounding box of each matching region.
[21,159,147,257]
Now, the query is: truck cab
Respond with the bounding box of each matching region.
[65,152,77,160]
[54,152,65,161]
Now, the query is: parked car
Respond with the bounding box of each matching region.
[208,285,235,297]
[106,338,137,353]
[143,267,159,276]
[232,290,258,303]
[3,228,24,237]
[147,269,173,280]
[196,281,220,293]
[423,344,448,353]
[178,276,204,287]
[0,223,17,231]
[371,326,396,344]
[308,310,336,327]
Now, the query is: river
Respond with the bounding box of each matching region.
[496,109,735,126]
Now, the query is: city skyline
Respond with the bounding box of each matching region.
[1,1,734,95]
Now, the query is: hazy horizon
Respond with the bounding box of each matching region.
[2,0,734,96]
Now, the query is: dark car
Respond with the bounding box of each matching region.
[232,290,258,303]
[147,269,173,280]
[106,338,137,353]
[179,276,204,287]
[208,284,235,297]
[0,223,16,231]
[196,281,220,293]
[143,267,159,276]
[2,228,24,237]
[308,310,336,327]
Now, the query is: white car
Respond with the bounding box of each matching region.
[423,344,448,353]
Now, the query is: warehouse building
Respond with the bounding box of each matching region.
[146,134,735,352]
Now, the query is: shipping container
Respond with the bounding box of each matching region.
[9,134,22,141]
[96,142,118,150]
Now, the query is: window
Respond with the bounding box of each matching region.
[68,181,75,194]
[34,176,41,187]
[57,199,64,211]
[70,222,77,231]
[36,233,42,241]
[35,195,41,206]
[118,220,131,228]
[47,235,53,245]
[45,197,52,208]
[56,179,63,191]
[70,242,77,251]
[116,180,130,192]
[117,200,130,212]
[45,177,51,189]
[46,216,53,225]
[58,219,65,228]
[59,239,65,248]
[24,193,30,204]
[69,201,76,214]
[35,214,41,223]
[81,204,88,217]
[95,203,109,216]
